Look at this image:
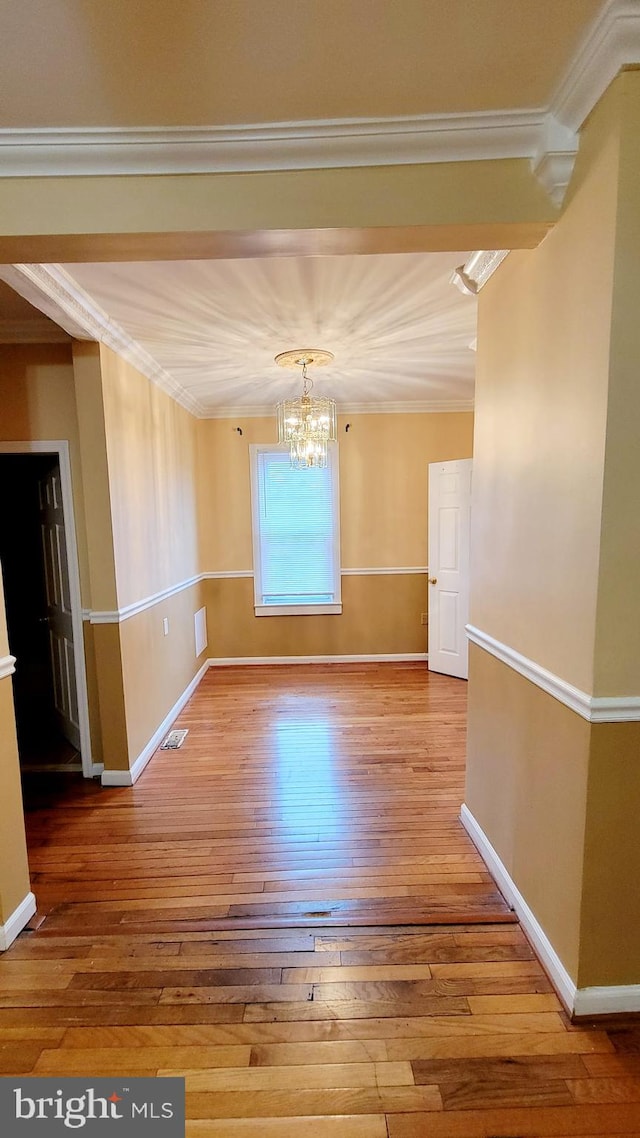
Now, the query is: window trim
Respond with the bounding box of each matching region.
[249,442,342,617]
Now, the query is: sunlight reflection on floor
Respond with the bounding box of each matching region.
[273,709,345,840]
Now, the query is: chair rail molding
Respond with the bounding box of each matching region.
[0,654,16,680]
[466,624,640,723]
[83,568,431,623]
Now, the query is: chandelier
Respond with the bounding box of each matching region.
[275,349,337,469]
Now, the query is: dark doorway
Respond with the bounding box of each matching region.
[0,454,82,771]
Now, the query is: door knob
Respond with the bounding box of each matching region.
[428,577,438,585]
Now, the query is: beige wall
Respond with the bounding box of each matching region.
[0,565,31,927]
[0,342,111,767]
[339,413,474,568]
[94,348,204,768]
[579,721,640,986]
[466,73,640,991]
[198,412,473,571]
[470,84,619,694]
[466,645,590,981]
[0,342,91,603]
[0,162,553,252]
[72,343,119,612]
[120,580,207,764]
[100,345,200,607]
[198,411,473,657]
[592,72,640,695]
[0,339,206,776]
[206,574,428,660]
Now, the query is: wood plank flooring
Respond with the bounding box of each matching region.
[3,663,640,1136]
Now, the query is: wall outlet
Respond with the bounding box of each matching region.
[421,613,428,625]
[162,617,169,636]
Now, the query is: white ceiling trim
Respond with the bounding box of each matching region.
[0,110,545,177]
[550,0,640,133]
[0,1,637,208]
[450,249,510,294]
[209,400,475,419]
[0,263,206,417]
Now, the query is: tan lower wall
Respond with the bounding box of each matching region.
[0,680,31,926]
[92,623,129,772]
[465,643,590,983]
[579,721,640,988]
[0,563,31,927]
[82,622,103,768]
[119,581,208,765]
[205,574,427,659]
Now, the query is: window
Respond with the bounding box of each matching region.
[249,443,341,616]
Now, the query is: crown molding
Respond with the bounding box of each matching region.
[208,400,474,418]
[0,264,205,418]
[550,0,640,134]
[531,0,640,204]
[0,4,637,211]
[531,149,579,210]
[339,400,475,414]
[451,249,510,294]
[0,3,636,209]
[463,249,510,290]
[0,110,545,178]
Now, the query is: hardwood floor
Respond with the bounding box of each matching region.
[3,663,640,1136]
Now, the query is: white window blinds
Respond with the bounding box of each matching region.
[250,445,341,616]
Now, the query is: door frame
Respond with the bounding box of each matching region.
[0,440,97,778]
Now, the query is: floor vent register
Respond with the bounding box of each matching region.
[160,729,188,750]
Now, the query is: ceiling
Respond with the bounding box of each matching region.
[0,1,601,128]
[64,252,477,415]
[0,1,616,415]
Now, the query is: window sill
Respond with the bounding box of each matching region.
[254,603,343,617]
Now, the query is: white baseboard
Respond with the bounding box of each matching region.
[0,892,37,952]
[573,984,640,1017]
[460,804,640,1017]
[208,653,428,665]
[460,804,578,1013]
[101,661,209,787]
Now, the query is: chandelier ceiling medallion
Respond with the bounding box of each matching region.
[275,349,337,469]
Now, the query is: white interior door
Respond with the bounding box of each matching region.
[427,458,472,679]
[40,463,81,748]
